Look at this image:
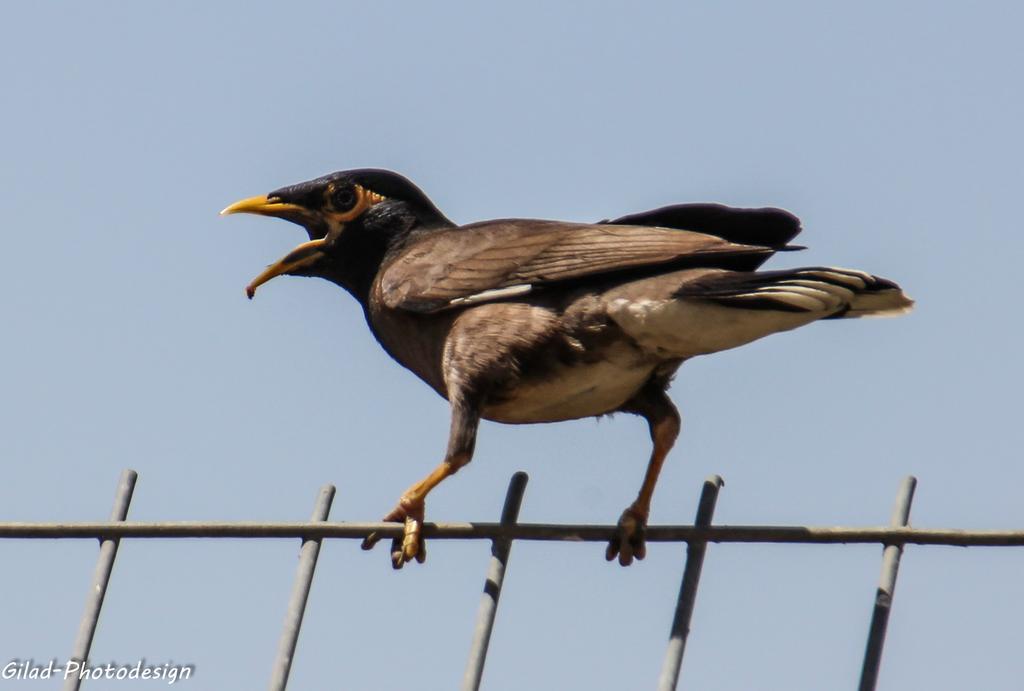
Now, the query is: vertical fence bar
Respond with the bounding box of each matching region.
[858,475,917,691]
[461,472,529,691]
[268,484,336,691]
[658,475,725,691]
[64,469,138,691]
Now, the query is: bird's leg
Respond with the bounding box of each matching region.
[607,388,681,566]
[361,398,480,568]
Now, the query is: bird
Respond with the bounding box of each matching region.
[222,168,912,568]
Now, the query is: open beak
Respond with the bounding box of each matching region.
[245,238,327,299]
[220,194,308,218]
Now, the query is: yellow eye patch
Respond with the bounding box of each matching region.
[325,184,387,223]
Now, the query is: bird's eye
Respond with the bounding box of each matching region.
[331,185,358,211]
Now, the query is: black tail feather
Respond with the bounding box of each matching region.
[603,203,802,250]
[674,266,913,316]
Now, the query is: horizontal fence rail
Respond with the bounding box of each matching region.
[4,522,1024,547]
[6,469,1023,691]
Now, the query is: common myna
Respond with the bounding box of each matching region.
[223,169,912,568]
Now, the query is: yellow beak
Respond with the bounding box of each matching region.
[220,194,308,218]
[245,238,328,299]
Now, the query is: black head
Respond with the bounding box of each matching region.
[222,169,452,300]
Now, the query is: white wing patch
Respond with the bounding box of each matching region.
[448,283,533,307]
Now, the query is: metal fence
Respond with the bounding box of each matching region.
[5,469,1024,691]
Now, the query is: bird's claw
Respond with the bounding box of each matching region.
[606,506,647,566]
[360,498,426,569]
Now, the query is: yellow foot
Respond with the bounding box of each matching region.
[360,498,426,569]
[605,506,647,566]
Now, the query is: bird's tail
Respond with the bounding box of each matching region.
[832,276,914,318]
[606,265,912,360]
[677,266,914,318]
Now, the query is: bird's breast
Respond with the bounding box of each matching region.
[365,300,455,398]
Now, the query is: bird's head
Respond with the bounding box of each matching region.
[222,168,451,300]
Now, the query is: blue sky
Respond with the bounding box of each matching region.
[2,2,1022,689]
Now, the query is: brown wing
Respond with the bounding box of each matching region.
[380,220,781,314]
